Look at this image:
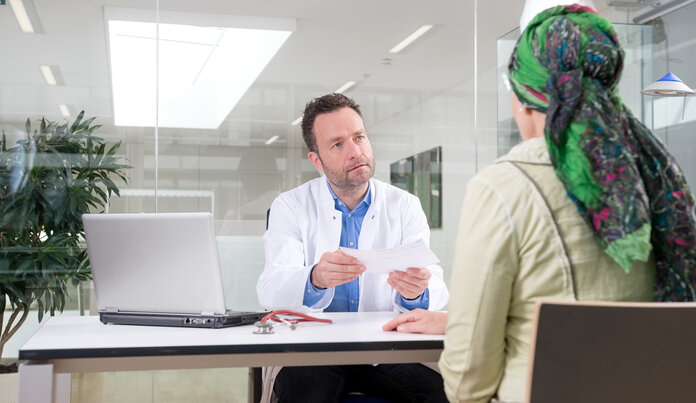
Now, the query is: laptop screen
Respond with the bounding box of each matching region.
[83,212,227,315]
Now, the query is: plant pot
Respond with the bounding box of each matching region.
[0,371,18,403]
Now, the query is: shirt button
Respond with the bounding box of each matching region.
[348,213,352,218]
[338,202,343,206]
[349,241,354,246]
[351,300,355,304]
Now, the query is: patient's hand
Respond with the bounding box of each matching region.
[387,267,430,300]
[382,309,447,334]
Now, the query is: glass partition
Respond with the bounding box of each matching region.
[496,27,521,158]
[1,1,481,366]
[0,0,157,362]
[650,2,696,194]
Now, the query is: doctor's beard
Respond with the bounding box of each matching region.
[322,157,375,190]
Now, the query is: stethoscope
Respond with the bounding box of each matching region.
[253,310,333,334]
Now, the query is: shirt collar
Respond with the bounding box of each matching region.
[326,179,372,212]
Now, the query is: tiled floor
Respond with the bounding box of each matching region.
[70,368,251,403]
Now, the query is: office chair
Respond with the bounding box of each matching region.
[526,301,696,403]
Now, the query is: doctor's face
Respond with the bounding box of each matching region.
[308,107,375,192]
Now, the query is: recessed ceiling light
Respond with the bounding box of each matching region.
[40,65,59,86]
[9,0,43,34]
[388,24,434,54]
[58,104,72,117]
[334,80,357,94]
[290,116,303,126]
[105,8,295,129]
[265,135,279,145]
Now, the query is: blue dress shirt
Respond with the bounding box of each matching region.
[303,180,429,311]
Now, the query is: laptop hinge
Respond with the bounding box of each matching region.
[105,306,119,313]
[200,311,215,316]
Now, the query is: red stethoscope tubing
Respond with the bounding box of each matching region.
[260,310,333,325]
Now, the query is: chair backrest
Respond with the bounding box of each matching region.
[526,301,696,403]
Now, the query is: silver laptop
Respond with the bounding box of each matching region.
[82,212,266,328]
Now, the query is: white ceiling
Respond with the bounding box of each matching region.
[0,0,626,142]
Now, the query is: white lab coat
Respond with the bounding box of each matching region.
[257,177,449,312]
[256,178,448,402]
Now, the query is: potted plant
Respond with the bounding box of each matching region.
[0,112,128,369]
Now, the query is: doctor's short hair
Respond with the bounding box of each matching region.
[301,93,363,154]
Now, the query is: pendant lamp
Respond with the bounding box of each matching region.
[641,73,695,120]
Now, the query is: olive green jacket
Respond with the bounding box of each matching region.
[439,137,655,403]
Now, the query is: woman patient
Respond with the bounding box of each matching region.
[384,4,696,403]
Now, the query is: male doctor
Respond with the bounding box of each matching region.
[257,93,449,403]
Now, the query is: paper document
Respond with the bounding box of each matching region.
[339,239,440,274]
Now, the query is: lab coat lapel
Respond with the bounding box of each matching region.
[358,179,379,250]
[316,179,342,259]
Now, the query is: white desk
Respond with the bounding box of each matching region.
[18,312,444,403]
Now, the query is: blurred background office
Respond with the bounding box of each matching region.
[1,0,695,401]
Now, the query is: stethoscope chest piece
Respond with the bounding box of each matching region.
[253,321,274,334]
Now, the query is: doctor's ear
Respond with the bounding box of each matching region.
[308,151,324,172]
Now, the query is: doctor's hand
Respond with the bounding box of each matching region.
[310,250,366,289]
[382,309,447,334]
[387,267,430,300]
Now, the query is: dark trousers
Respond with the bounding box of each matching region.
[273,363,448,403]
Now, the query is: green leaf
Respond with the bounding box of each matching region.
[106,142,120,156]
[15,258,33,276]
[4,283,28,306]
[70,111,85,133]
[82,117,96,128]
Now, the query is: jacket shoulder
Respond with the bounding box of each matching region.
[474,162,521,189]
[467,161,544,217]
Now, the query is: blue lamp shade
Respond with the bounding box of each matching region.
[641,73,695,97]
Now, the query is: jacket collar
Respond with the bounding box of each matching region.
[497,137,551,165]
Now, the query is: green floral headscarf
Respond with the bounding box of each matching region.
[508,5,696,301]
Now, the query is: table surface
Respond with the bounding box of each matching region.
[19,311,444,361]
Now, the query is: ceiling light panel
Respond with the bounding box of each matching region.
[388,24,434,54]
[39,65,63,86]
[334,80,357,94]
[58,104,71,117]
[9,0,43,34]
[106,10,295,129]
[290,116,302,126]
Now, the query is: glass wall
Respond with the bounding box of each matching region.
[650,2,696,194]
[1,0,500,362]
[1,0,154,361]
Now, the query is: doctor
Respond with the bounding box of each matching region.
[257,93,449,403]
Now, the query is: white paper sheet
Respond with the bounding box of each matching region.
[339,239,440,274]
